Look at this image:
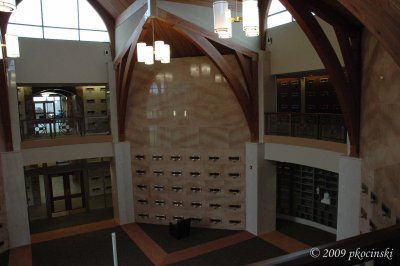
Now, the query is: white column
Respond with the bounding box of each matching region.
[112,142,134,225]
[7,59,22,151]
[1,151,30,248]
[337,155,361,240]
[107,62,119,143]
[246,142,276,235]
[258,51,265,141]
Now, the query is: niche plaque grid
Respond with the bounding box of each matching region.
[132,149,245,230]
[277,162,338,228]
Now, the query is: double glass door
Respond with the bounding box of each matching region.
[49,173,85,216]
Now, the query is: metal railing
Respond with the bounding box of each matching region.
[249,223,400,266]
[20,116,110,140]
[265,112,347,143]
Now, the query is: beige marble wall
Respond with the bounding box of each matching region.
[125,56,250,229]
[360,30,400,233]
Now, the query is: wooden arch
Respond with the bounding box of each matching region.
[114,12,259,142]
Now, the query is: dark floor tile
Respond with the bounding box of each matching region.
[277,219,336,247]
[32,227,152,266]
[171,237,287,266]
[138,223,241,253]
[0,250,9,266]
[30,208,113,234]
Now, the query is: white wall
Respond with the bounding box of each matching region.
[265,142,343,173]
[267,17,343,75]
[22,142,113,166]
[15,38,112,84]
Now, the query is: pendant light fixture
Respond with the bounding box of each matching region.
[137,18,170,65]
[242,0,259,37]
[0,0,16,12]
[212,0,259,39]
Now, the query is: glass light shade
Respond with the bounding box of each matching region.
[0,0,16,12]
[161,44,170,64]
[144,45,154,65]
[154,40,164,61]
[218,9,232,39]
[5,34,20,58]
[137,42,147,62]
[242,0,259,37]
[213,1,230,36]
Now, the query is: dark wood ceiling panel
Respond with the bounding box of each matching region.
[97,0,137,18]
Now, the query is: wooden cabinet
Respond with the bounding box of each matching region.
[277,78,301,113]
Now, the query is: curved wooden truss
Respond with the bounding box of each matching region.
[114,12,259,141]
[279,0,362,156]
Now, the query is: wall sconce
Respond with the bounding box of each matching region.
[0,34,20,59]
[0,0,16,12]
[213,0,259,39]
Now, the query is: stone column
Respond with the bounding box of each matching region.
[246,142,276,235]
[337,155,361,240]
[112,142,134,225]
[1,151,30,248]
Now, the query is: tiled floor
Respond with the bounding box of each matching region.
[8,220,329,266]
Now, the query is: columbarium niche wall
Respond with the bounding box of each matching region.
[126,56,250,230]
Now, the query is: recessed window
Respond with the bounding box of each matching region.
[7,0,109,43]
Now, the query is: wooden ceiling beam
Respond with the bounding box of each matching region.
[116,0,147,26]
[259,0,271,50]
[338,0,400,68]
[308,0,361,29]
[114,15,147,65]
[172,23,258,141]
[115,17,149,140]
[159,9,258,60]
[280,0,359,156]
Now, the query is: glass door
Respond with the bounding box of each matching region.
[49,173,85,217]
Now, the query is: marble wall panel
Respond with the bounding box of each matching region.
[360,30,400,233]
[126,56,250,229]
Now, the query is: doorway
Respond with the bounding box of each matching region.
[49,173,85,217]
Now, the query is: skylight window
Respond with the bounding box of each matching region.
[267,0,294,29]
[7,0,109,42]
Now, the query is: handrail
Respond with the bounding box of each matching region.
[20,115,110,140]
[249,223,400,265]
[265,112,347,143]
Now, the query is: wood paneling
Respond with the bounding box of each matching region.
[96,0,136,18]
[338,0,400,68]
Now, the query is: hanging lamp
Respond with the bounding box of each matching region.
[212,0,259,38]
[0,0,16,12]
[137,18,170,65]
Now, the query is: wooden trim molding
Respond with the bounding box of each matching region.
[116,0,147,26]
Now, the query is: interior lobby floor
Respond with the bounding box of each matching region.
[5,219,335,266]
